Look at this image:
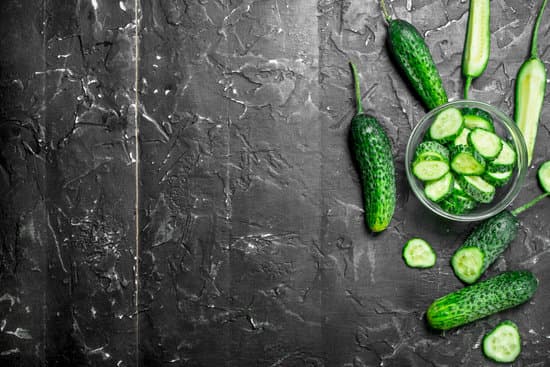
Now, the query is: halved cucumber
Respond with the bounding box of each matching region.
[487,140,517,173]
[464,114,494,132]
[451,246,485,283]
[451,145,486,175]
[413,157,450,181]
[538,161,550,192]
[402,238,436,268]
[429,107,464,143]
[425,172,454,202]
[483,170,513,187]
[458,175,495,203]
[468,128,503,160]
[414,141,450,162]
[483,320,521,363]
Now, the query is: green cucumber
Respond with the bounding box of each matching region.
[427,271,538,330]
[458,175,495,203]
[380,0,448,110]
[538,160,550,192]
[514,0,548,165]
[468,128,503,160]
[439,193,478,215]
[450,145,486,175]
[453,128,471,146]
[487,140,516,173]
[429,107,465,143]
[463,0,491,99]
[414,141,450,162]
[451,210,518,284]
[424,172,454,202]
[350,62,396,232]
[483,320,522,363]
[462,107,494,125]
[483,170,513,187]
[402,238,436,268]
[464,115,494,132]
[413,157,450,181]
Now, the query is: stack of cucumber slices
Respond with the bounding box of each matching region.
[412,107,517,214]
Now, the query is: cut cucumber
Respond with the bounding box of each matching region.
[488,140,517,173]
[453,128,471,146]
[458,175,495,203]
[468,128,503,160]
[462,107,494,124]
[402,238,436,268]
[450,145,486,175]
[483,320,521,363]
[429,107,464,143]
[538,160,550,192]
[413,158,450,181]
[462,0,491,84]
[451,246,485,283]
[439,193,478,215]
[451,210,518,284]
[414,141,450,162]
[425,172,454,202]
[483,170,513,187]
[464,114,494,132]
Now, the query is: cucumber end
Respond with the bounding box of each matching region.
[451,246,485,284]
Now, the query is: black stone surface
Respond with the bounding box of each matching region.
[1,0,549,366]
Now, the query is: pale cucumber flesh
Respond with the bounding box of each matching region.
[463,0,490,77]
[452,246,484,284]
[483,321,521,363]
[514,58,546,165]
[403,238,436,268]
[539,161,550,192]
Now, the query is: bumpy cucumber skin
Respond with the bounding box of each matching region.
[351,114,396,232]
[387,19,448,110]
[439,191,477,215]
[458,175,494,203]
[452,210,518,283]
[427,271,538,330]
[414,141,450,161]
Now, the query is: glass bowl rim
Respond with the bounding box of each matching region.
[405,99,528,222]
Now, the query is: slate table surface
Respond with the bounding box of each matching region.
[0,0,549,366]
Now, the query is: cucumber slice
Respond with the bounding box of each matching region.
[483,170,513,187]
[451,246,485,283]
[425,172,454,202]
[468,128,503,160]
[440,193,478,215]
[458,175,495,203]
[453,128,471,146]
[413,158,450,181]
[414,141,450,162]
[464,114,494,132]
[483,321,521,363]
[402,238,436,268]
[429,107,464,143]
[488,140,517,173]
[538,161,550,192]
[462,107,494,124]
[451,145,486,175]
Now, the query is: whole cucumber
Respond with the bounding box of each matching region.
[380,1,448,110]
[427,271,538,330]
[349,63,396,232]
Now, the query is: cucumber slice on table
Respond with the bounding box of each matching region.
[538,161,550,192]
[468,128,503,160]
[451,145,486,175]
[487,140,517,173]
[425,172,454,202]
[413,157,450,181]
[402,238,436,268]
[427,271,538,330]
[429,107,464,143]
[453,128,471,146]
[483,169,513,187]
[483,321,521,363]
[414,141,450,162]
[458,175,495,203]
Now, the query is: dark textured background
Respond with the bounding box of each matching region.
[0,0,549,366]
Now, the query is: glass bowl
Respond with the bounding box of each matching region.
[405,100,528,222]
